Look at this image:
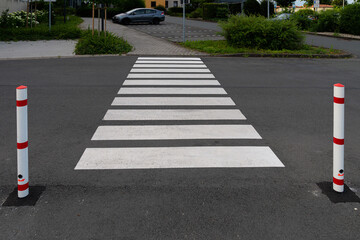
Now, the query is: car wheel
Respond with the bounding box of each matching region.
[152,18,160,25]
[122,18,130,25]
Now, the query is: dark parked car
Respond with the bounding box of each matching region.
[112,8,165,25]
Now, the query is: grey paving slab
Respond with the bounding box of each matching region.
[81,18,205,56]
[0,40,76,60]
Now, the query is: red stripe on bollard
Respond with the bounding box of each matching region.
[333,177,344,186]
[17,141,28,149]
[16,99,28,107]
[333,137,344,145]
[18,182,29,191]
[333,97,344,104]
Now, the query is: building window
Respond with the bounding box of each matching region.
[151,1,156,8]
[165,1,168,8]
[174,1,178,7]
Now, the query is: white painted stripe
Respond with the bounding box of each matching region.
[118,88,227,95]
[127,74,215,79]
[123,80,220,86]
[130,69,211,73]
[103,109,246,120]
[75,147,284,169]
[133,64,207,68]
[138,57,201,60]
[136,61,203,64]
[91,125,261,140]
[112,97,235,106]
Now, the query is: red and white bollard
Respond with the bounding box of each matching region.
[16,85,29,198]
[333,83,345,193]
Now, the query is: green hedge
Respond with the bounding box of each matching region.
[76,6,122,19]
[75,30,132,55]
[220,15,304,50]
[290,9,317,31]
[203,3,229,20]
[339,3,360,35]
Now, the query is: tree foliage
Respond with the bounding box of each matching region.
[332,0,348,7]
[243,0,261,16]
[276,0,293,7]
[260,0,275,17]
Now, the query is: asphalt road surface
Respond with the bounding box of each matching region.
[127,16,224,42]
[129,16,360,57]
[0,56,360,239]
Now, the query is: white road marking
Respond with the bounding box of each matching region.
[103,109,246,120]
[118,87,227,95]
[91,125,261,140]
[123,80,220,85]
[133,64,207,68]
[136,61,203,64]
[138,57,201,60]
[111,97,235,106]
[75,147,284,169]
[127,74,215,79]
[130,69,211,73]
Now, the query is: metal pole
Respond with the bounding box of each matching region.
[183,0,185,43]
[267,0,269,19]
[64,0,66,23]
[92,1,94,36]
[98,7,100,36]
[333,83,345,193]
[16,86,29,199]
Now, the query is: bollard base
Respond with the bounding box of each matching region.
[2,186,45,207]
[317,182,360,203]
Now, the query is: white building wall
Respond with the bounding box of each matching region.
[0,0,27,13]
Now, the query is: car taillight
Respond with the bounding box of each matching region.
[161,12,164,15]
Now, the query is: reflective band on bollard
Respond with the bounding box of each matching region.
[333,83,344,193]
[17,85,29,198]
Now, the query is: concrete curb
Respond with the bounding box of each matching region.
[305,32,360,41]
[211,52,353,58]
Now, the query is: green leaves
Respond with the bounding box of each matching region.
[219,15,304,50]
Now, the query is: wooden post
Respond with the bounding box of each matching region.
[92,1,95,36]
[34,1,37,28]
[104,5,107,37]
[26,0,29,28]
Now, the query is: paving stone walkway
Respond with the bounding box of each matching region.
[80,18,206,56]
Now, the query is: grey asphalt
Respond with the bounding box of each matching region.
[0,56,360,239]
[127,16,224,42]
[134,16,360,57]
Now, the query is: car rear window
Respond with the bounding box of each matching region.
[146,9,156,14]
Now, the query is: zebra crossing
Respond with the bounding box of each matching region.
[75,57,284,170]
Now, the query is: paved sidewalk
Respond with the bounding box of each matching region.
[80,18,205,56]
[0,40,76,60]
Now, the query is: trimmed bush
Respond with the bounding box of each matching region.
[290,9,317,30]
[75,30,132,55]
[189,8,203,18]
[219,15,304,50]
[155,5,166,13]
[243,0,261,16]
[203,3,229,20]
[339,3,360,35]
[229,3,242,15]
[315,9,340,32]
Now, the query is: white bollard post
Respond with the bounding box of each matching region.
[16,85,29,198]
[333,83,345,193]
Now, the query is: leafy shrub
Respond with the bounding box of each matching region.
[155,5,166,13]
[203,3,229,19]
[315,9,340,32]
[0,16,82,41]
[260,0,275,18]
[0,9,49,28]
[243,0,261,16]
[229,3,242,15]
[290,9,316,30]
[75,30,132,55]
[113,0,145,12]
[189,8,203,18]
[168,7,184,14]
[339,3,360,35]
[219,15,304,50]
